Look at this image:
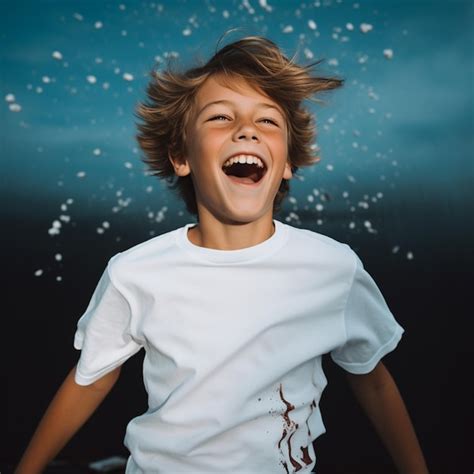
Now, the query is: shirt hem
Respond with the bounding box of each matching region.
[331,324,405,374]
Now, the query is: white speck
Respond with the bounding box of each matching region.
[182,27,192,36]
[55,253,62,261]
[94,21,103,29]
[163,51,179,59]
[328,58,339,67]
[121,29,127,36]
[347,175,356,183]
[5,93,15,102]
[304,48,314,59]
[93,148,101,156]
[360,23,373,33]
[282,25,293,34]
[59,215,70,223]
[77,171,86,178]
[48,227,60,236]
[102,82,110,90]
[368,107,376,114]
[42,76,51,84]
[102,221,110,229]
[368,90,379,100]
[348,221,356,229]
[146,185,153,193]
[242,0,255,14]
[307,195,314,203]
[34,269,43,277]
[73,12,83,21]
[223,9,230,18]
[60,204,67,211]
[36,86,43,94]
[56,276,63,282]
[86,75,97,84]
[123,72,134,81]
[363,220,372,228]
[346,22,354,31]
[124,162,133,169]
[407,251,414,260]
[308,19,317,30]
[326,164,334,171]
[315,203,324,212]
[66,198,74,204]
[392,245,400,254]
[383,48,394,59]
[9,103,21,112]
[52,51,63,60]
[97,227,105,234]
[258,0,272,12]
[358,54,369,64]
[119,4,126,10]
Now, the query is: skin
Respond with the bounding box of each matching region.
[15,74,429,474]
[346,361,429,473]
[168,74,293,251]
[15,365,121,474]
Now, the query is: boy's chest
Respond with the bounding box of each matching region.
[131,261,348,367]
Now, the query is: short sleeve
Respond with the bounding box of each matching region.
[330,253,405,374]
[73,258,143,385]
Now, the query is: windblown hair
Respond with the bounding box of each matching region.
[135,35,344,217]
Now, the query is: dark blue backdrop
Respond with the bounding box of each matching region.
[3,1,472,473]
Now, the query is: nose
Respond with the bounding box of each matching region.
[232,121,260,142]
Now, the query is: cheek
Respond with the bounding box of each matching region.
[271,132,288,157]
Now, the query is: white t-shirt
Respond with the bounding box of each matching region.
[74,219,404,474]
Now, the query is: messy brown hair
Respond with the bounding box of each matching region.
[135,34,344,217]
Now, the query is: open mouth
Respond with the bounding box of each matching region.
[222,161,267,185]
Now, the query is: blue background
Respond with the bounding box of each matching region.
[3,1,472,473]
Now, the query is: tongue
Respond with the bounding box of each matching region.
[228,175,256,184]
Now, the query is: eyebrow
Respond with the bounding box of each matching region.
[196,100,284,119]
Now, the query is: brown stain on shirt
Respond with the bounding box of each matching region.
[277,383,317,472]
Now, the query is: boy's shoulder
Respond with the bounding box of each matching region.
[108,225,183,269]
[288,223,355,258]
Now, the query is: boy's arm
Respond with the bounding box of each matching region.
[345,361,429,474]
[15,363,121,474]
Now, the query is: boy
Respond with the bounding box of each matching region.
[16,36,428,473]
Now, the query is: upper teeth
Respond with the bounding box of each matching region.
[223,155,265,168]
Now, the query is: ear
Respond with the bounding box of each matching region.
[168,151,191,177]
[283,160,293,180]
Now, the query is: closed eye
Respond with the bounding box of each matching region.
[260,118,279,126]
[209,115,230,121]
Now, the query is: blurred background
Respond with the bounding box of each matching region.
[3,0,472,473]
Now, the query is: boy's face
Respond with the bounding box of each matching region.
[169,74,292,224]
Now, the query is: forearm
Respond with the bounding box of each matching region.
[15,364,121,474]
[347,363,429,474]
